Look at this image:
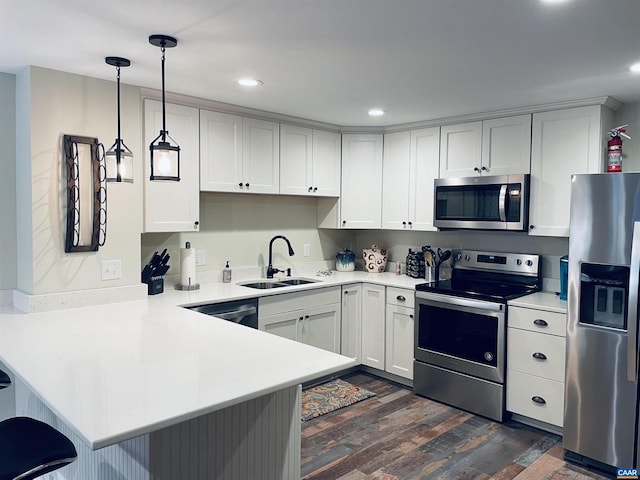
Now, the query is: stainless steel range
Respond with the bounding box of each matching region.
[414,250,541,422]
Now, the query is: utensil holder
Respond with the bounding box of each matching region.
[425,266,436,283]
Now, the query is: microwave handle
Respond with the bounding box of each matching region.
[498,185,507,222]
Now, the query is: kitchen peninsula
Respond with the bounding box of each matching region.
[0,281,358,480]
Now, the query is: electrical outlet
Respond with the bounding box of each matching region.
[195,250,207,266]
[303,244,311,257]
[101,260,121,280]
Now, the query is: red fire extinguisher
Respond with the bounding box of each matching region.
[608,124,631,173]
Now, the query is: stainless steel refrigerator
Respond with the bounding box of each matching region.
[564,172,640,473]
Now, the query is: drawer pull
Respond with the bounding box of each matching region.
[531,396,546,405]
[532,352,547,361]
[396,295,406,302]
[533,319,548,327]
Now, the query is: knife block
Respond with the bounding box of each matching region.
[147,277,164,295]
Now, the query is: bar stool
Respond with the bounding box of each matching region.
[0,368,78,480]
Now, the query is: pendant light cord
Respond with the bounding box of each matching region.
[116,65,122,153]
[161,44,167,142]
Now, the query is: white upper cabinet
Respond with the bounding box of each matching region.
[382,127,440,231]
[439,121,482,177]
[439,115,531,177]
[279,124,340,196]
[143,99,200,233]
[481,115,532,176]
[529,105,612,237]
[339,134,383,229]
[200,110,279,194]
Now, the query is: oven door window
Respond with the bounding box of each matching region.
[417,302,499,366]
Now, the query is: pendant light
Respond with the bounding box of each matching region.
[148,34,180,181]
[105,56,133,183]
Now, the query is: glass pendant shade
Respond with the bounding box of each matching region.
[105,139,133,183]
[105,56,133,183]
[149,137,180,181]
[149,34,180,182]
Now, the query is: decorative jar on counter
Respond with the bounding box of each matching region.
[336,248,356,272]
[363,245,388,273]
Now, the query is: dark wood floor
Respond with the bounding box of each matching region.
[301,372,609,480]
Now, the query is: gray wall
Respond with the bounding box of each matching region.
[0,73,17,292]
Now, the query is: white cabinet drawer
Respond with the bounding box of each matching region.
[508,306,566,337]
[507,370,564,427]
[507,328,565,382]
[386,287,414,307]
[259,286,341,316]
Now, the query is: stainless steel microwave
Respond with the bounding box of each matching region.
[434,174,530,231]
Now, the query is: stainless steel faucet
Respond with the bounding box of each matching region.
[267,235,295,278]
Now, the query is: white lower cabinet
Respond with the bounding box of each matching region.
[506,305,567,428]
[385,288,415,380]
[361,283,386,369]
[258,287,341,353]
[341,284,362,363]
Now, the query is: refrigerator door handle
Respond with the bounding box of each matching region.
[627,221,640,382]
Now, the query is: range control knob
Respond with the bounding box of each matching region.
[526,259,534,267]
[464,254,471,261]
[516,259,522,266]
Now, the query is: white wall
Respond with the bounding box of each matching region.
[0,73,17,293]
[615,101,640,172]
[356,229,568,291]
[142,193,354,281]
[16,67,144,295]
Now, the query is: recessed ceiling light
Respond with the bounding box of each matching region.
[630,62,640,74]
[368,108,385,117]
[540,0,571,4]
[238,78,263,87]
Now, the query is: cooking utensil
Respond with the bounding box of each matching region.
[437,249,451,265]
[424,251,434,266]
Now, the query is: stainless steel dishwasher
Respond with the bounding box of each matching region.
[185,298,258,329]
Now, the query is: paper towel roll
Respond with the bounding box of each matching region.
[180,242,197,287]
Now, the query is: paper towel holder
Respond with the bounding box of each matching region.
[175,241,200,291]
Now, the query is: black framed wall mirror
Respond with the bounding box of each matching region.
[63,134,107,253]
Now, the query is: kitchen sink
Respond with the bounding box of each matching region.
[240,281,289,289]
[280,278,318,285]
[238,278,320,289]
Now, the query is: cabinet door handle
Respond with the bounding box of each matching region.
[402,221,407,225]
[396,295,406,302]
[532,352,547,361]
[342,220,347,226]
[194,221,199,229]
[408,221,412,226]
[308,186,313,192]
[305,315,310,319]
[533,319,548,327]
[531,396,546,405]
[481,166,488,172]
[238,182,243,187]
[529,225,535,230]
[313,187,318,192]
[473,167,480,173]
[409,314,414,319]
[245,183,250,187]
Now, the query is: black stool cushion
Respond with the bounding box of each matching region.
[0,369,9,389]
[0,417,77,480]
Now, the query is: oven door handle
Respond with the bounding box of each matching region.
[416,291,504,312]
[498,184,508,222]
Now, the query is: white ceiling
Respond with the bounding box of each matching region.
[2,0,640,127]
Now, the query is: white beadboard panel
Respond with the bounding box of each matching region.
[14,379,301,480]
[15,378,150,480]
[149,385,301,480]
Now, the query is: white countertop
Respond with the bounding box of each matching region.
[508,291,567,314]
[0,270,423,450]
